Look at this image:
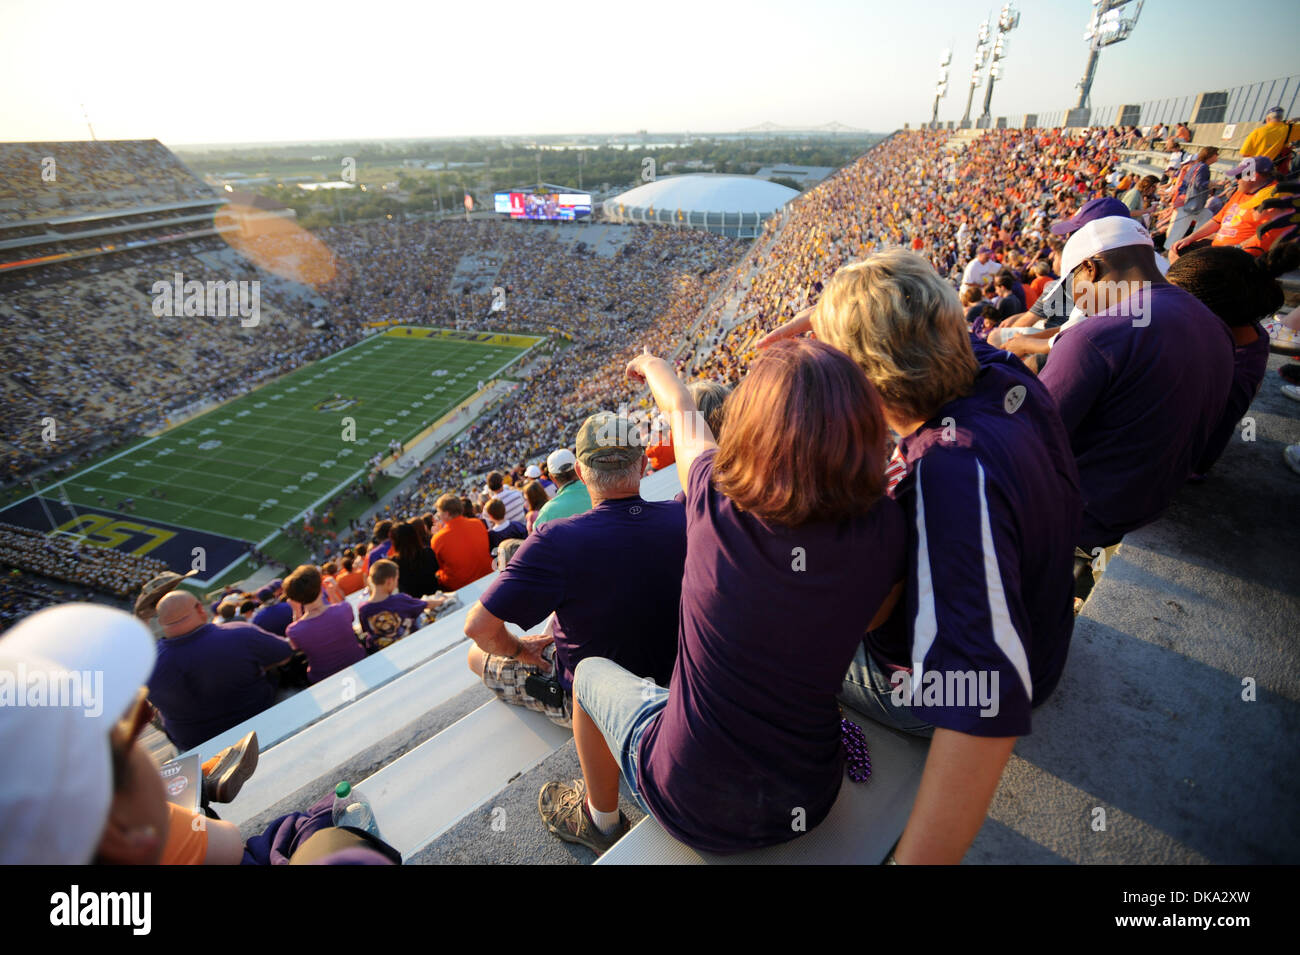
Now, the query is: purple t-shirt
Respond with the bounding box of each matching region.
[636,450,905,854]
[1195,322,1269,475]
[358,591,428,650]
[148,622,291,751]
[251,600,293,637]
[286,603,365,684]
[867,343,1082,737]
[1039,282,1233,548]
[479,495,685,689]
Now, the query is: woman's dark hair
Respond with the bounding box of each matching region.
[1167,242,1299,327]
[389,521,423,562]
[523,480,549,512]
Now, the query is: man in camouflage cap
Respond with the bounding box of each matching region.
[463,409,685,800]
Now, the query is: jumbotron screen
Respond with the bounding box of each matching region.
[494,191,592,221]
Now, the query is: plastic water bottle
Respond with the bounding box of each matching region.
[331,781,382,839]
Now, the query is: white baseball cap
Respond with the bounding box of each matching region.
[524,464,542,479]
[547,448,576,473]
[1060,216,1155,279]
[0,604,157,864]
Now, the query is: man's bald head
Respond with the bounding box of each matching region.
[155,590,206,638]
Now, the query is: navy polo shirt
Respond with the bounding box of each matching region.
[479,495,685,689]
[148,622,292,751]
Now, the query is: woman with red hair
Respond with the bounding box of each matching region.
[537,338,905,855]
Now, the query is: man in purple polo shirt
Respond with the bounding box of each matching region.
[148,590,294,751]
[1038,209,1234,558]
[463,411,685,728]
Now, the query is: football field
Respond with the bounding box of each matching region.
[1,327,540,583]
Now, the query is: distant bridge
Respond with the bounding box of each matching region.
[736,121,872,134]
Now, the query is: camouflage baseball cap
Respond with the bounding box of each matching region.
[575,412,645,470]
[133,569,197,619]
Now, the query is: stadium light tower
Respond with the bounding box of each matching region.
[960,20,991,128]
[931,49,952,129]
[978,4,1020,126]
[1076,0,1143,109]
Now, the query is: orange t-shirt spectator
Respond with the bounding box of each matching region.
[1025,270,1053,309]
[335,557,366,595]
[1174,157,1289,260]
[1211,173,1285,256]
[431,494,492,591]
[646,433,675,472]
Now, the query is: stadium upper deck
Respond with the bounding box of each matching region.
[0,139,214,225]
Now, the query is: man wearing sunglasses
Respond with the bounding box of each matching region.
[1,604,398,865]
[0,604,246,864]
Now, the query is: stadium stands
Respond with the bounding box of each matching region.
[0,140,213,223]
[2,110,1298,866]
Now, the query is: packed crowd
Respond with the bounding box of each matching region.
[0,140,213,224]
[0,571,105,630]
[0,522,170,598]
[1,219,740,485]
[4,110,1299,867]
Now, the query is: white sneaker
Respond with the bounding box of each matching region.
[1283,384,1300,403]
[1285,444,1300,476]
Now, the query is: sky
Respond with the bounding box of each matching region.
[1,0,1297,145]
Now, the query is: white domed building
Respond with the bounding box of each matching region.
[602,174,799,238]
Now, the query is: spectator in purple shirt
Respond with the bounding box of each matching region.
[759,249,1082,864]
[1038,212,1234,554]
[1166,242,1298,476]
[464,412,685,732]
[251,579,291,637]
[538,339,904,855]
[283,565,365,684]
[358,558,447,651]
[148,591,293,751]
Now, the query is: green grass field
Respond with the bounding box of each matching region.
[5,328,537,582]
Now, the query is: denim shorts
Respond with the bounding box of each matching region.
[838,644,936,738]
[572,656,670,815]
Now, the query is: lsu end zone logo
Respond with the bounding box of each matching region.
[53,513,175,557]
[381,326,544,349]
[314,394,360,412]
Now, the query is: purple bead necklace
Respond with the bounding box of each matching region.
[841,715,873,783]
